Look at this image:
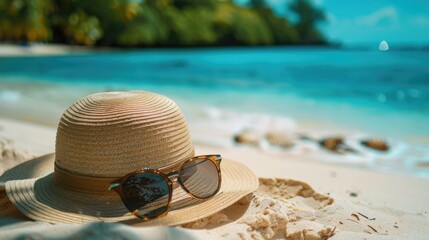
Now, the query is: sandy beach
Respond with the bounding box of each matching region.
[0,44,105,57]
[1,117,428,239]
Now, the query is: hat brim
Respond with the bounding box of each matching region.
[4,154,258,226]
[0,153,55,191]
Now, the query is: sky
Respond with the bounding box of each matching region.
[237,0,429,45]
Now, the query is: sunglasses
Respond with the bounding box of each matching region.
[108,155,222,221]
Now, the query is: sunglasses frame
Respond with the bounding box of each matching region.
[108,154,222,221]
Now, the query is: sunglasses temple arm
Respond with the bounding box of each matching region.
[166,170,179,178]
[108,182,120,191]
[180,155,222,172]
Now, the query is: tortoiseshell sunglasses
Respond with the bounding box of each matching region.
[108,155,222,221]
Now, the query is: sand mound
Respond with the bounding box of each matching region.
[183,178,335,240]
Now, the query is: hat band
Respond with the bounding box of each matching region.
[53,161,184,194]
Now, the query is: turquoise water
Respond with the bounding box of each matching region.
[1,47,429,177]
[0,47,428,142]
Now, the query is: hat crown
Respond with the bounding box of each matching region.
[55,91,194,177]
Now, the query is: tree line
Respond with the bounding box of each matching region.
[0,0,327,47]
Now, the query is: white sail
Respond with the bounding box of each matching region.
[379,40,389,51]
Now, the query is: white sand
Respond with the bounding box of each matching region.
[0,44,95,57]
[1,118,429,239]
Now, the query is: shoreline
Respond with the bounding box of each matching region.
[0,43,333,58]
[1,76,428,147]
[2,43,428,58]
[0,43,337,56]
[1,88,429,179]
[0,43,111,57]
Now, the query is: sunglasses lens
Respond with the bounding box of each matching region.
[179,158,220,198]
[121,172,170,219]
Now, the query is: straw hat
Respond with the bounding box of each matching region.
[3,91,258,225]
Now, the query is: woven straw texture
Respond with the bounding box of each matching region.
[4,91,259,225]
[56,91,194,177]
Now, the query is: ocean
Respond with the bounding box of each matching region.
[0,47,428,177]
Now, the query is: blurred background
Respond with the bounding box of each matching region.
[0,0,428,177]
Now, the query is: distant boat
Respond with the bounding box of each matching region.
[379,40,389,51]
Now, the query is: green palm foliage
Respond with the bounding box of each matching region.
[288,0,326,44]
[0,0,51,41]
[63,11,102,45]
[0,0,327,46]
